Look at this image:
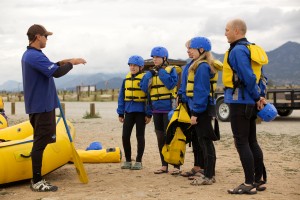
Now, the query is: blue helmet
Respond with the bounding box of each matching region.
[128,55,144,67]
[257,103,278,122]
[190,37,211,51]
[86,141,103,151]
[151,46,168,59]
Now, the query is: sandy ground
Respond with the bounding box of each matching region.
[0,101,300,200]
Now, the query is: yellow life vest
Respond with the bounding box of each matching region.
[150,66,176,101]
[222,44,268,88]
[174,65,182,74]
[0,114,8,129]
[186,60,223,97]
[124,72,147,102]
[162,127,186,165]
[0,96,3,110]
[162,103,190,165]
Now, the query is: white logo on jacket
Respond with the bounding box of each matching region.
[48,64,55,70]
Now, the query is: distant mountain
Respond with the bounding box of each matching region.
[1,41,299,92]
[95,77,124,90]
[0,80,22,92]
[53,72,126,90]
[264,41,300,85]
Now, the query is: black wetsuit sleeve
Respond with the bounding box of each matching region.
[53,62,73,78]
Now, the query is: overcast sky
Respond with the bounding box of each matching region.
[0,0,299,84]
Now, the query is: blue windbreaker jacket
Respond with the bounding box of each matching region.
[224,39,261,104]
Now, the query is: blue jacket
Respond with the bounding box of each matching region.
[179,61,214,116]
[117,76,152,117]
[224,39,261,104]
[21,47,59,114]
[140,67,178,113]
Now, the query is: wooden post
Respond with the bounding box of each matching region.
[90,103,95,117]
[112,89,114,101]
[18,93,22,101]
[11,102,15,115]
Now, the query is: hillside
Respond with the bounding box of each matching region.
[264,41,300,85]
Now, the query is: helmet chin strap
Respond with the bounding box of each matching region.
[198,49,205,55]
[161,58,169,67]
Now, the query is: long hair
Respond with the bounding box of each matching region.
[189,51,216,74]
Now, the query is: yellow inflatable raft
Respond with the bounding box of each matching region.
[0,118,75,184]
[72,147,122,163]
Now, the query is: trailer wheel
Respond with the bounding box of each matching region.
[216,97,230,122]
[277,109,293,117]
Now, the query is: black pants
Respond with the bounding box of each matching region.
[191,127,204,169]
[29,110,56,183]
[193,111,216,179]
[230,104,264,184]
[153,113,180,169]
[122,112,146,162]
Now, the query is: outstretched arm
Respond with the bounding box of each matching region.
[53,58,87,78]
[57,58,86,66]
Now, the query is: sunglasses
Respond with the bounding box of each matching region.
[43,35,48,39]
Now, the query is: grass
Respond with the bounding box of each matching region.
[82,111,101,119]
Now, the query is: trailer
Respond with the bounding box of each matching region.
[215,88,300,122]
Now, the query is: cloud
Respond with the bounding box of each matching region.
[0,0,299,84]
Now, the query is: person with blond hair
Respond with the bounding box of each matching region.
[179,40,205,180]
[179,36,217,185]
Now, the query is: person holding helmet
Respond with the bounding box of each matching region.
[117,55,152,170]
[22,24,86,192]
[223,19,268,194]
[178,36,217,185]
[140,46,180,175]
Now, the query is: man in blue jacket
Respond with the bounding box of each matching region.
[222,19,267,195]
[22,24,86,192]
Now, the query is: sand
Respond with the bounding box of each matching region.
[0,101,299,200]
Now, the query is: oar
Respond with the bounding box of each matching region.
[57,96,89,183]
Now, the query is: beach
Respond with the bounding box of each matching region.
[1,101,300,200]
